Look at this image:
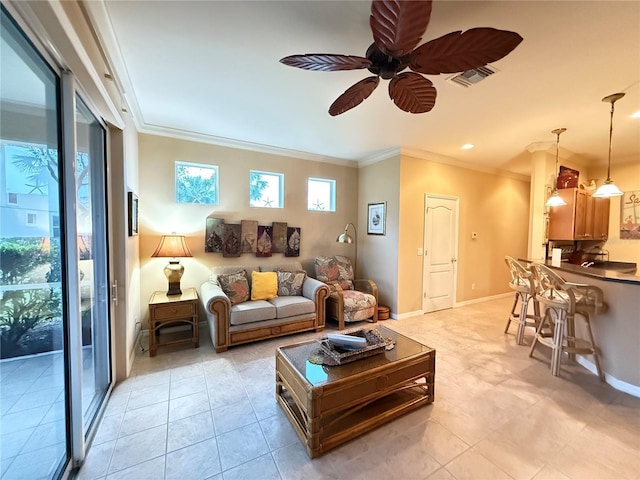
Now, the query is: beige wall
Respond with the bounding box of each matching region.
[398,154,531,313]
[358,156,401,313]
[137,134,358,328]
[587,159,640,266]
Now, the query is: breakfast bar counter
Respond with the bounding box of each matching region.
[521,259,640,395]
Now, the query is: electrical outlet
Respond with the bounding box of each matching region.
[471,283,476,290]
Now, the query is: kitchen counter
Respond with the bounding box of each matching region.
[543,260,640,285]
[519,258,640,396]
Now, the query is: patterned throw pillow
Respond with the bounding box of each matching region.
[217,270,250,305]
[335,255,355,280]
[277,270,306,296]
[314,256,339,283]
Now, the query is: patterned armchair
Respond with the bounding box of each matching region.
[314,255,378,330]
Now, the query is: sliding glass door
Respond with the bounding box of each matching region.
[0,6,112,479]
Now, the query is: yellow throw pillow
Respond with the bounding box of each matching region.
[251,271,278,301]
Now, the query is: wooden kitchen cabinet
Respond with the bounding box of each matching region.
[548,188,609,240]
[592,196,610,240]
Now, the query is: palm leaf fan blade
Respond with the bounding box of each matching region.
[280,54,372,72]
[388,72,436,113]
[329,76,380,116]
[370,0,433,57]
[410,28,523,75]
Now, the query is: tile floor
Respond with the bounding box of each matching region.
[1,347,97,480]
[75,297,640,480]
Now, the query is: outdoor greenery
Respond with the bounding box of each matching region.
[176,164,218,204]
[249,171,269,202]
[0,238,61,358]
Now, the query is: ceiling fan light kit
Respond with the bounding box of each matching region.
[280,0,523,116]
[593,92,625,198]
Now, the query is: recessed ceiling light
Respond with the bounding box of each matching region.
[461,143,475,150]
[631,110,640,118]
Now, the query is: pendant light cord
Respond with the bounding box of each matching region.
[606,101,614,179]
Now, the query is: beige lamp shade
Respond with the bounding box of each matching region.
[151,235,193,258]
[152,235,192,296]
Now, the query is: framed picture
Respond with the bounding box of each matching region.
[367,202,386,235]
[128,192,138,236]
[620,190,640,239]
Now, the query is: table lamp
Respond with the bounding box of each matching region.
[151,234,193,295]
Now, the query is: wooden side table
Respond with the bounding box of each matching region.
[148,287,199,357]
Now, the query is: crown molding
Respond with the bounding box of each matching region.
[139,123,358,167]
[526,141,554,153]
[400,147,530,182]
[357,147,402,166]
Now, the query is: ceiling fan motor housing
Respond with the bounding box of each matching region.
[365,43,409,80]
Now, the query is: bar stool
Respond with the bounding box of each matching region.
[504,256,540,345]
[528,263,606,381]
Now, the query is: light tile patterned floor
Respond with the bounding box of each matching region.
[76,297,640,480]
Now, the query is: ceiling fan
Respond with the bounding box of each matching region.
[280,0,523,116]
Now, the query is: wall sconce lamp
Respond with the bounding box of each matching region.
[151,234,193,296]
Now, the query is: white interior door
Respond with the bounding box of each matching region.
[422,194,459,312]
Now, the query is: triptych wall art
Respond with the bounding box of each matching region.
[205,216,300,257]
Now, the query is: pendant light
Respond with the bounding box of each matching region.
[545,128,568,207]
[593,92,624,198]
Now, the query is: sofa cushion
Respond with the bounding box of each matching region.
[314,256,339,282]
[342,290,376,322]
[268,296,315,319]
[277,270,306,296]
[218,270,250,305]
[230,300,276,325]
[210,265,260,287]
[251,271,278,300]
[315,256,354,290]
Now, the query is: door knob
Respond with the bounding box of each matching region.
[451,258,457,263]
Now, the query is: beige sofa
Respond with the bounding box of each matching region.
[200,262,330,352]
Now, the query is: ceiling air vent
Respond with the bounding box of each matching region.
[447,65,498,88]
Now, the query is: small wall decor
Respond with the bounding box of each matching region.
[557,166,579,189]
[128,192,138,236]
[367,202,386,235]
[272,222,288,253]
[285,227,301,257]
[222,224,242,257]
[621,190,640,239]
[256,225,273,257]
[205,217,225,252]
[241,220,258,253]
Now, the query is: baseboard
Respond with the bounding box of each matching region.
[395,310,424,320]
[575,356,640,398]
[455,292,512,307]
[392,292,512,319]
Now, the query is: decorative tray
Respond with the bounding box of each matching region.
[319,328,393,365]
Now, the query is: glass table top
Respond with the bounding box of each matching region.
[277,325,434,387]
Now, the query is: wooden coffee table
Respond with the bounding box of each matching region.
[275,325,435,458]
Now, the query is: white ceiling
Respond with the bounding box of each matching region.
[88,0,640,175]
